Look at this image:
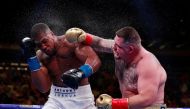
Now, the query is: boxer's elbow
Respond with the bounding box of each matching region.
[36,84,50,93]
[139,93,156,107]
[94,57,102,72]
[97,57,102,68]
[32,79,51,93]
[38,88,50,93]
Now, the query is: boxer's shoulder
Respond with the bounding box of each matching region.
[57,35,65,40]
[57,35,78,48]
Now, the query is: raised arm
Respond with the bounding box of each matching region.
[21,37,51,93]
[65,28,114,53]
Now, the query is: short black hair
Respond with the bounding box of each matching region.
[31,23,50,38]
[116,26,141,44]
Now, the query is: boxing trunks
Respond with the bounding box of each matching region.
[42,84,96,109]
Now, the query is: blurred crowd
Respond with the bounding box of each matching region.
[0,69,48,105]
[165,72,190,107]
[0,53,190,107]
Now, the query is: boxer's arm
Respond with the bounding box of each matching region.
[90,34,114,53]
[31,65,51,93]
[61,45,101,89]
[30,51,51,93]
[65,28,114,53]
[96,57,160,109]
[21,37,51,93]
[75,44,101,74]
[128,57,161,109]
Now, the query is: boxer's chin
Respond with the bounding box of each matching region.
[114,53,120,59]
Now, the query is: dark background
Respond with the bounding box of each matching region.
[0,0,190,107]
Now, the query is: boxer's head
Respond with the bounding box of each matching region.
[113,26,141,63]
[116,26,141,44]
[31,23,57,56]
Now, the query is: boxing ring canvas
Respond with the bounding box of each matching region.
[0,104,43,109]
[0,104,190,109]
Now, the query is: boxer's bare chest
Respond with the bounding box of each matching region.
[43,46,82,81]
[121,65,138,91]
[115,60,138,95]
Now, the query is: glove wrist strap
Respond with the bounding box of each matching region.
[79,64,93,78]
[83,33,93,45]
[27,56,41,72]
[112,98,129,109]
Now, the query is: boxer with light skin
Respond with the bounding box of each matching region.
[21,23,101,109]
[65,26,167,109]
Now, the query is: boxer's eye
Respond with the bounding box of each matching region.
[41,39,48,44]
[114,44,122,49]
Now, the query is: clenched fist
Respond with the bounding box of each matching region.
[96,94,112,109]
[65,28,86,43]
[96,94,129,109]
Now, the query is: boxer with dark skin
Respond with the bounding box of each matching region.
[21,23,101,109]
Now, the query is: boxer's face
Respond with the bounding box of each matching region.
[113,35,133,61]
[34,32,56,56]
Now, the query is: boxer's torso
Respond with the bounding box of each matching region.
[115,51,166,104]
[38,37,89,87]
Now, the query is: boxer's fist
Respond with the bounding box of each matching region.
[61,69,83,89]
[21,37,41,72]
[65,28,86,43]
[21,37,36,59]
[96,94,129,109]
[61,64,93,89]
[96,94,112,109]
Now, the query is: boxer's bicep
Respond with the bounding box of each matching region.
[129,58,160,108]
[138,60,160,102]
[138,66,160,99]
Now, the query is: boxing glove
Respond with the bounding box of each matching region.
[65,28,93,45]
[96,94,129,109]
[61,64,93,89]
[21,37,41,72]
